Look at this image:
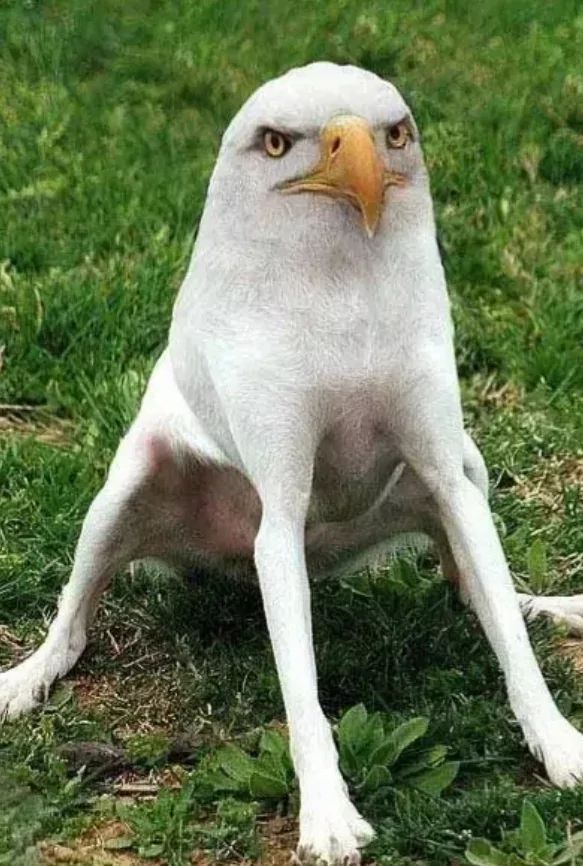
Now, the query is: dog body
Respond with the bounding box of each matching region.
[3,63,583,865]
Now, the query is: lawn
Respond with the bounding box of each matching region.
[1,0,582,863]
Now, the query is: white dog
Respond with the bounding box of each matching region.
[2,62,583,864]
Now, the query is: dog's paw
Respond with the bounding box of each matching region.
[520,594,583,637]
[529,718,583,788]
[296,790,374,864]
[0,628,86,721]
[0,660,47,719]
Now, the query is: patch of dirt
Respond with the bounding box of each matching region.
[255,816,297,866]
[191,816,297,866]
[70,605,218,738]
[73,670,185,736]
[39,820,161,865]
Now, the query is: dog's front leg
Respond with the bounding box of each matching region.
[397,368,583,788]
[254,500,373,864]
[225,400,373,865]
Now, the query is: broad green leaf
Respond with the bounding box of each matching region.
[383,717,429,767]
[260,729,293,774]
[358,764,392,794]
[369,734,401,768]
[338,704,368,754]
[338,738,360,779]
[259,729,287,758]
[203,769,243,792]
[217,744,255,783]
[502,830,521,850]
[359,711,385,757]
[466,839,511,866]
[424,744,448,766]
[465,839,494,865]
[526,539,548,594]
[520,800,546,855]
[249,770,289,799]
[257,750,287,783]
[104,836,134,851]
[407,760,459,795]
[393,745,448,779]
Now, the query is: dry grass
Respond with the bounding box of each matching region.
[0,408,73,447]
[513,455,583,515]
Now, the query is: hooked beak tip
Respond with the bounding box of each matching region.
[362,211,379,238]
[279,117,407,237]
[280,115,387,237]
[359,193,382,237]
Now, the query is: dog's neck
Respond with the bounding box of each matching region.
[179,170,445,320]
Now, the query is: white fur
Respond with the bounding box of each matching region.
[2,62,583,865]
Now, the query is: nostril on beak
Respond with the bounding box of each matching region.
[330,136,341,157]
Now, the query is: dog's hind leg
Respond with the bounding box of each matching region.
[397,380,583,788]
[446,434,583,636]
[0,425,161,718]
[437,431,488,601]
[0,351,236,719]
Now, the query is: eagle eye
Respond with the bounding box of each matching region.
[386,121,410,149]
[263,129,292,158]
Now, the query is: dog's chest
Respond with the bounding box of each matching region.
[310,394,399,523]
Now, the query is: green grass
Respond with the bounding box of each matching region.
[1,0,583,862]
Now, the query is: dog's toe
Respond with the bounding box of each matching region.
[529,718,583,788]
[0,667,41,719]
[0,631,85,721]
[0,652,60,720]
[296,790,374,865]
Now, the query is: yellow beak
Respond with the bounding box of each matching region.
[280,115,404,237]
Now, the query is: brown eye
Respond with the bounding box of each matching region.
[387,122,409,149]
[263,129,290,157]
